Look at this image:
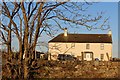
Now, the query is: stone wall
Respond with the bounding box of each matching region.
[2,60,120,79]
[34,60,119,78]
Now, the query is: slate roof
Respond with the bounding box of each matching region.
[49,33,112,43]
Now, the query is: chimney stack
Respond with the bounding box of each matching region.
[108,30,112,37]
[64,28,67,37]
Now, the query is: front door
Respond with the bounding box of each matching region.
[86,53,92,61]
[82,52,93,61]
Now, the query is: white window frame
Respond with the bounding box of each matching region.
[101,43,104,50]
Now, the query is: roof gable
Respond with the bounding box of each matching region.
[49,33,112,43]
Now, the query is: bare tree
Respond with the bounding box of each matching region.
[0,1,110,79]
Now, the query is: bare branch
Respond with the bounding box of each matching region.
[27,2,32,16]
[0,30,7,44]
[28,3,38,20]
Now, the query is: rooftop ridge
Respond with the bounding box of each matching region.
[49,33,112,43]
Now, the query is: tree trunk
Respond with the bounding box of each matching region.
[32,2,44,59]
[21,2,30,79]
[8,27,11,55]
[23,33,29,79]
[23,53,29,79]
[19,38,23,61]
[7,30,12,61]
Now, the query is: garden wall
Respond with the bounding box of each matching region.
[32,60,120,78]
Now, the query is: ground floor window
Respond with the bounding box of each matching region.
[101,54,104,60]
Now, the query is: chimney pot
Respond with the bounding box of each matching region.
[64,28,67,37]
[108,30,112,37]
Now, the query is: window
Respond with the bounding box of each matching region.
[86,44,90,49]
[86,54,90,58]
[101,44,104,50]
[86,53,92,58]
[71,43,75,48]
[101,54,104,60]
[36,53,40,58]
[53,44,57,49]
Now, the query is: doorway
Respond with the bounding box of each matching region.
[82,51,93,61]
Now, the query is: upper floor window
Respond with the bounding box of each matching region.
[86,44,90,49]
[71,43,75,48]
[101,44,104,50]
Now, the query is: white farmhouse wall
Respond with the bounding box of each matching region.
[48,42,112,61]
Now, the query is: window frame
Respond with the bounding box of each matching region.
[101,54,104,60]
[101,43,104,50]
[86,43,90,49]
[71,43,75,48]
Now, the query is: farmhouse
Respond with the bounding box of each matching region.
[48,29,112,61]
